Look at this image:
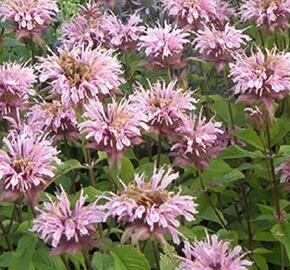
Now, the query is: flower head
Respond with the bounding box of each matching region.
[171,113,224,169]
[0,62,35,116]
[37,46,124,108]
[32,188,104,255]
[138,22,189,68]
[0,129,60,205]
[60,2,105,49]
[194,24,250,72]
[131,80,196,135]
[79,98,147,164]
[229,48,290,116]
[103,12,145,51]
[241,0,290,31]
[103,166,198,244]
[161,0,216,29]
[0,0,58,43]
[179,234,252,270]
[28,101,79,141]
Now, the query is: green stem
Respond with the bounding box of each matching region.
[265,121,282,223]
[198,172,228,230]
[156,133,162,169]
[83,250,92,269]
[7,202,17,234]
[240,181,253,252]
[259,29,265,48]
[152,241,160,270]
[0,220,12,250]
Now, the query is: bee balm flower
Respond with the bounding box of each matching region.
[241,0,290,31]
[103,166,198,244]
[103,12,145,51]
[0,62,35,116]
[171,113,224,169]
[60,2,105,49]
[79,98,147,164]
[0,130,60,205]
[229,48,290,117]
[28,101,79,141]
[32,188,104,255]
[131,80,197,135]
[178,234,252,270]
[138,22,189,69]
[0,0,58,43]
[37,46,124,108]
[194,24,250,72]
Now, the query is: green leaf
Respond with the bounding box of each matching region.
[279,145,290,156]
[219,145,261,159]
[54,159,85,182]
[120,157,134,184]
[110,245,150,270]
[271,223,290,262]
[92,252,114,270]
[160,255,176,270]
[9,234,36,270]
[67,252,87,270]
[32,250,66,270]
[232,128,263,150]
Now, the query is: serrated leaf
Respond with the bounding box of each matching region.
[271,223,290,262]
[232,128,263,150]
[32,250,66,270]
[219,145,260,159]
[92,252,114,270]
[9,234,36,270]
[110,245,150,270]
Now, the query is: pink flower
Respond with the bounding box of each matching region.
[179,234,252,270]
[161,0,216,29]
[244,106,265,129]
[79,98,147,164]
[32,188,104,255]
[138,22,189,69]
[131,80,197,135]
[229,48,290,117]
[211,0,235,28]
[194,24,250,72]
[241,0,290,31]
[28,100,79,141]
[60,2,105,49]
[0,0,58,43]
[0,62,35,116]
[37,46,124,108]
[171,113,224,169]
[0,129,60,205]
[276,159,290,183]
[103,12,145,51]
[103,166,198,244]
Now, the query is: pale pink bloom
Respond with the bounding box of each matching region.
[103,166,198,244]
[60,2,105,49]
[229,48,290,117]
[241,0,290,31]
[37,46,124,108]
[211,0,235,27]
[0,129,60,205]
[131,80,197,135]
[179,234,252,270]
[171,113,224,169]
[79,98,147,164]
[103,12,145,51]
[0,0,58,43]
[161,0,216,29]
[276,159,290,183]
[0,62,35,116]
[194,24,250,72]
[28,101,79,141]
[32,188,104,255]
[138,22,189,68]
